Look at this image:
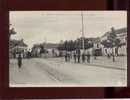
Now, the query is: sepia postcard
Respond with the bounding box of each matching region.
[9,11,127,87]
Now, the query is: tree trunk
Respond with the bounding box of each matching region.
[112,47,115,62]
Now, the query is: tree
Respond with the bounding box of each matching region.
[40,44,45,54]
[9,28,17,39]
[107,27,118,62]
[114,38,121,56]
[64,40,68,51]
[84,38,93,49]
[74,40,78,50]
[101,40,112,48]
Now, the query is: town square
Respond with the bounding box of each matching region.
[9,11,127,87]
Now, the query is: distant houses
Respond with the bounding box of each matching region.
[11,27,127,58]
[44,43,59,50]
[33,27,127,57]
[31,43,59,57]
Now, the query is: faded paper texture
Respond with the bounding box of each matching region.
[9,11,127,87]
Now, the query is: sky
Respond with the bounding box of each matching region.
[10,11,127,48]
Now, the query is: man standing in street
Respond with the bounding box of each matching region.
[67,51,70,62]
[65,51,67,62]
[77,49,81,63]
[17,53,22,69]
[87,51,90,63]
[73,51,77,63]
[82,51,86,63]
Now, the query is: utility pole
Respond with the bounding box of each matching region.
[81,11,85,51]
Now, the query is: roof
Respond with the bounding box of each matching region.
[32,43,59,49]
[10,39,28,47]
[116,27,127,34]
[44,43,59,49]
[101,27,127,38]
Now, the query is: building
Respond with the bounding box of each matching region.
[100,27,127,56]
[9,39,28,58]
[31,43,59,57]
[44,43,59,57]
[44,43,59,49]
[101,27,127,43]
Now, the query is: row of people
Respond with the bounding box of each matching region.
[64,50,91,63]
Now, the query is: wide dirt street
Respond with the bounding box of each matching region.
[9,57,127,87]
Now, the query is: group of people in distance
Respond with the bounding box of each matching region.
[16,49,92,69]
[64,49,91,63]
